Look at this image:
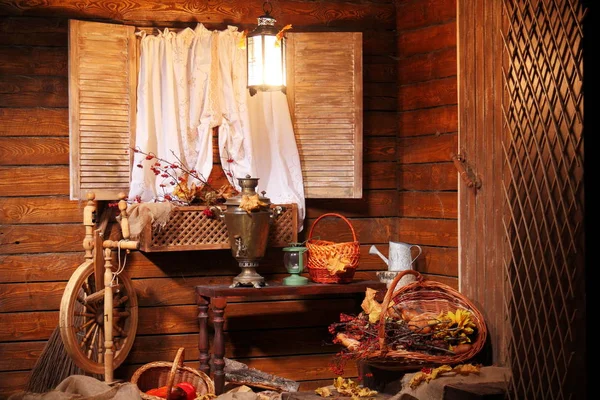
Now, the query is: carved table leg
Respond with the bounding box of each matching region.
[197,295,210,376]
[211,297,227,395]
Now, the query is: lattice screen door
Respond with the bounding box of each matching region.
[458,1,587,398]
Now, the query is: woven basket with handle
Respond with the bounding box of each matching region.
[131,348,214,399]
[364,270,487,369]
[306,213,360,284]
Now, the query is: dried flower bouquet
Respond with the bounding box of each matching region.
[132,147,238,209]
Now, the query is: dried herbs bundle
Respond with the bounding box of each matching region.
[327,273,487,374]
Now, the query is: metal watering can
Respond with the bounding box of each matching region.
[369,241,422,272]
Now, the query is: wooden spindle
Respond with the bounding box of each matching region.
[103,247,114,383]
[117,192,130,240]
[83,192,97,260]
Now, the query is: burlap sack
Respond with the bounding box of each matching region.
[8,375,142,400]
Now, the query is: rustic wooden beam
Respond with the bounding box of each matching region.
[396,0,456,31]
[398,191,458,219]
[0,108,69,137]
[398,133,458,164]
[398,22,456,57]
[397,217,458,247]
[398,77,457,111]
[0,0,395,30]
[0,137,69,165]
[397,163,458,191]
[398,105,458,138]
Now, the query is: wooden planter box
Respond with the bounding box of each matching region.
[138,204,298,252]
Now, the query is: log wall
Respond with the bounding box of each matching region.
[0,0,458,397]
[395,0,459,278]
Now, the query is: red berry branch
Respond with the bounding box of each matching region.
[132,147,238,206]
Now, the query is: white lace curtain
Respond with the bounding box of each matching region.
[128,24,305,230]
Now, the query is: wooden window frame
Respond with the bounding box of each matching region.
[69,21,363,201]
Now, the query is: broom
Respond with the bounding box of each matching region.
[25,328,102,393]
[25,200,111,393]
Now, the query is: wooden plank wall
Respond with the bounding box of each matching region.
[395,0,459,283]
[0,0,458,397]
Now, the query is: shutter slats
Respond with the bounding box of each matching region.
[286,31,362,199]
[79,122,129,127]
[80,166,130,171]
[80,96,130,104]
[286,32,362,198]
[79,111,130,118]
[69,19,136,201]
[81,140,129,147]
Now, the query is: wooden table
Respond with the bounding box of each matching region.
[195,280,386,395]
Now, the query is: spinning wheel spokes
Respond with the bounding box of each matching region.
[59,260,138,375]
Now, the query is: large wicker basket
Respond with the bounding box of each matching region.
[306,213,360,284]
[131,348,214,400]
[365,270,487,369]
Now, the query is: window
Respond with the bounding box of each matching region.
[69,20,362,201]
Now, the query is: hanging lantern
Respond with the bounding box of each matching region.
[246,1,287,96]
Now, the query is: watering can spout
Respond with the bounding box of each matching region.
[369,245,389,266]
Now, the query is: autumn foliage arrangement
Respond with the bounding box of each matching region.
[132,147,238,208]
[314,377,377,398]
[327,271,487,375]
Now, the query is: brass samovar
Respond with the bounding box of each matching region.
[213,175,281,288]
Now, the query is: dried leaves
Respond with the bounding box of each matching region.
[237,29,248,49]
[325,253,352,275]
[275,24,293,47]
[173,178,238,207]
[315,377,378,399]
[435,309,477,342]
[408,364,481,389]
[315,386,332,397]
[239,193,269,213]
[360,288,382,324]
[172,173,197,204]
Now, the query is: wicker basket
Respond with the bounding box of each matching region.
[365,270,487,369]
[131,348,215,400]
[306,213,360,284]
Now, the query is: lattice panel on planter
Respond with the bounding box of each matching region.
[139,204,298,252]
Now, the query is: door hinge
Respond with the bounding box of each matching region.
[451,153,481,189]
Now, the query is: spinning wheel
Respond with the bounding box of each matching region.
[59,259,138,375]
[58,192,140,381]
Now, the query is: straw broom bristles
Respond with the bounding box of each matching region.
[25,328,102,393]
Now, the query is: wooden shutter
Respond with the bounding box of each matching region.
[286,32,363,198]
[69,20,137,201]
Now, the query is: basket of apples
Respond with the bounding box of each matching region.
[131,348,215,400]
